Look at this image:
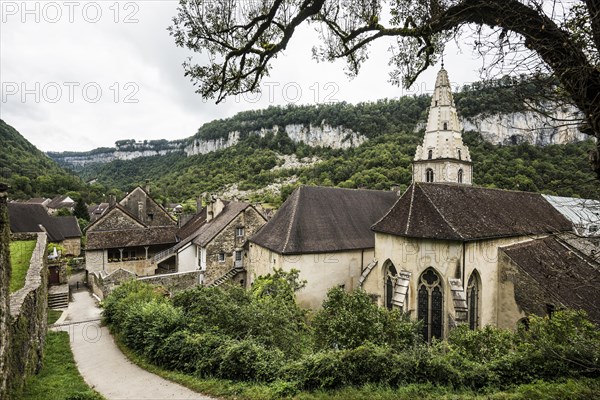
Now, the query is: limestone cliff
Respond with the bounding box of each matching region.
[184,124,365,156]
[48,110,587,168]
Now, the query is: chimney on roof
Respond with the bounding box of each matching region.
[145,179,150,193]
[138,201,144,222]
[196,196,203,215]
[108,195,116,207]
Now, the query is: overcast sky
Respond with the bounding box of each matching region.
[1,1,484,152]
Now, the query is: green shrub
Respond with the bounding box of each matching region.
[120,299,184,360]
[217,339,285,382]
[102,280,167,332]
[312,287,421,351]
[64,391,104,400]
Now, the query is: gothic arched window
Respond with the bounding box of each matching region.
[443,122,448,130]
[417,268,443,342]
[385,263,398,310]
[458,169,463,184]
[467,271,481,330]
[426,168,434,183]
[428,149,433,160]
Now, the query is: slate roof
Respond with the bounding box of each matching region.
[193,202,253,247]
[501,236,600,324]
[25,197,48,205]
[86,226,179,250]
[47,195,75,209]
[88,202,109,222]
[177,208,207,241]
[250,186,398,254]
[7,203,81,241]
[372,183,573,241]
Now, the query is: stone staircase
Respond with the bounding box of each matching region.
[48,285,69,309]
[208,266,245,287]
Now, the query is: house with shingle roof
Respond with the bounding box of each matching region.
[7,202,82,256]
[46,194,76,214]
[248,185,398,309]
[85,186,178,277]
[156,197,267,286]
[360,67,582,341]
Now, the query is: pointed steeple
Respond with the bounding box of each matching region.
[413,66,473,185]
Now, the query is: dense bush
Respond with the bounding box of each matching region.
[103,281,600,392]
[312,287,421,351]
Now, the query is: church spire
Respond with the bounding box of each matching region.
[413,66,473,185]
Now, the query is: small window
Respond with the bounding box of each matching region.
[428,149,433,160]
[435,100,438,106]
[147,213,154,221]
[235,250,242,261]
[458,169,464,184]
[443,122,448,130]
[458,149,462,160]
[218,253,225,262]
[426,168,434,183]
[236,227,245,238]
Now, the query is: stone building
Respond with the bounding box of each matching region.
[247,186,398,309]
[157,197,268,286]
[7,202,82,256]
[85,186,178,277]
[361,66,598,341]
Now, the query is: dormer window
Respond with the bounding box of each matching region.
[428,149,433,160]
[426,168,434,183]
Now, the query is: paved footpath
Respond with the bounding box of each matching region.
[54,275,212,400]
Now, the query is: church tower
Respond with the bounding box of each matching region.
[413,66,473,185]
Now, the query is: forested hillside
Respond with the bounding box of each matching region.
[77,128,599,207]
[0,120,84,198]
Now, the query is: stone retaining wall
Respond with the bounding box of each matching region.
[138,270,202,293]
[0,224,48,398]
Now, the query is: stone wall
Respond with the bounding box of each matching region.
[204,207,266,285]
[0,231,48,399]
[89,268,137,300]
[138,271,202,293]
[0,196,12,397]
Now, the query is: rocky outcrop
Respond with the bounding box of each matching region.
[49,109,590,169]
[461,108,587,146]
[51,148,184,167]
[184,124,365,156]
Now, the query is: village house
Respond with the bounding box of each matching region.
[7,202,82,257]
[360,67,599,341]
[247,186,398,309]
[87,202,109,222]
[85,186,178,277]
[46,194,76,215]
[156,196,268,286]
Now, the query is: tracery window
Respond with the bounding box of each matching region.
[418,268,443,342]
[385,263,398,310]
[426,168,434,183]
[467,272,480,330]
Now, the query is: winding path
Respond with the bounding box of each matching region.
[54,274,212,400]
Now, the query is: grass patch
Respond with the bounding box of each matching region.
[9,240,36,293]
[47,309,63,325]
[19,331,104,400]
[113,333,600,400]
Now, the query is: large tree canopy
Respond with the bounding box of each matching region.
[170,0,600,177]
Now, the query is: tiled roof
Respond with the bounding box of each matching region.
[47,195,75,209]
[501,236,600,324]
[193,202,252,247]
[7,203,81,241]
[250,186,398,254]
[373,183,573,240]
[86,226,179,250]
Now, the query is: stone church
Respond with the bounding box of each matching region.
[361,67,598,341]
